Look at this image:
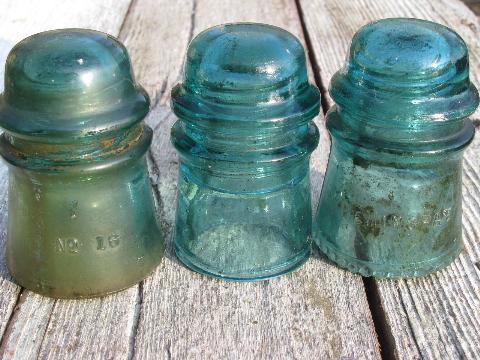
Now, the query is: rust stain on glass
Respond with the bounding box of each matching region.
[0,29,164,298]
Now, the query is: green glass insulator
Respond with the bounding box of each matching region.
[314,18,479,278]
[0,29,164,298]
[171,23,320,281]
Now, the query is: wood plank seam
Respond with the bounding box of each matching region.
[0,1,385,357]
[294,0,330,114]
[147,150,174,252]
[119,0,137,36]
[116,2,180,355]
[0,2,142,357]
[117,0,194,346]
[362,278,396,359]
[294,1,392,359]
[296,0,480,358]
[128,281,144,360]
[187,0,198,47]
[127,1,380,357]
[0,5,136,334]
[152,80,169,110]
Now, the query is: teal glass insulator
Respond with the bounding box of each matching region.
[314,18,479,278]
[0,29,165,298]
[171,23,320,281]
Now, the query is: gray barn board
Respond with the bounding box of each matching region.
[0,0,478,359]
[298,1,480,358]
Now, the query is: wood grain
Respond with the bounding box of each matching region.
[0,0,381,358]
[118,0,194,105]
[2,0,477,358]
[0,1,140,359]
[120,0,381,358]
[298,0,480,358]
[0,164,18,341]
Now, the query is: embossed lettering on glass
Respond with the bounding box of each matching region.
[171,23,320,281]
[0,29,165,298]
[313,18,479,277]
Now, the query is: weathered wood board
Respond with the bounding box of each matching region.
[0,1,139,359]
[123,0,380,358]
[0,0,381,359]
[298,0,480,358]
[0,0,478,358]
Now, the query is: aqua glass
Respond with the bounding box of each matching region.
[171,23,320,281]
[0,29,165,298]
[314,18,479,278]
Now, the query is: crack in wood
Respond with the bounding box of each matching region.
[127,281,144,360]
[187,0,197,46]
[363,278,397,360]
[294,0,330,115]
[4,1,477,358]
[152,79,168,109]
[295,0,388,358]
[165,340,172,360]
[295,0,480,357]
[0,1,151,358]
[118,0,138,38]
[475,262,480,272]
[146,149,173,257]
[152,107,172,133]
[175,0,197,93]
